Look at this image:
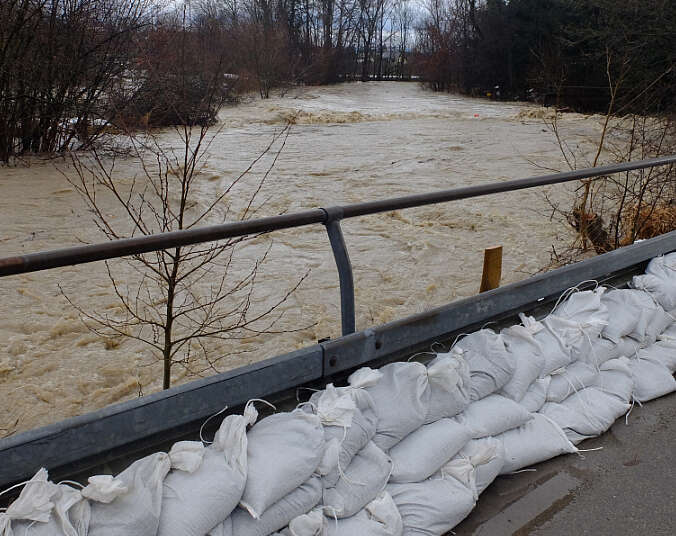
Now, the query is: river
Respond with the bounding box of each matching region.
[0,81,606,435]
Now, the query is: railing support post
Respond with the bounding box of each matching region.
[322,207,356,336]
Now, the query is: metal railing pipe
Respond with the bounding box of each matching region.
[339,155,676,219]
[0,209,327,277]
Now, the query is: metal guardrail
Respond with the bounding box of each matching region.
[1,155,676,337]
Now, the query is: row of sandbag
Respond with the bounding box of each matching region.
[4,256,676,536]
[277,271,676,535]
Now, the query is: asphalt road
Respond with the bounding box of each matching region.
[453,392,675,536]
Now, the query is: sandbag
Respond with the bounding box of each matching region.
[423,355,470,423]
[241,409,324,518]
[517,376,551,413]
[584,337,627,367]
[629,356,676,402]
[328,493,403,536]
[1,469,90,536]
[642,340,676,373]
[538,288,609,369]
[459,437,505,496]
[632,254,676,311]
[540,387,630,444]
[456,394,533,438]
[9,482,89,536]
[601,289,647,343]
[499,323,546,401]
[541,315,601,369]
[388,419,472,483]
[291,492,402,536]
[591,357,634,402]
[228,477,322,536]
[546,362,598,403]
[632,273,676,311]
[158,409,255,536]
[499,413,577,473]
[349,363,430,451]
[527,315,574,375]
[452,329,515,401]
[554,288,609,326]
[323,441,392,519]
[601,289,671,345]
[85,452,170,536]
[310,384,378,487]
[283,508,327,536]
[387,474,476,536]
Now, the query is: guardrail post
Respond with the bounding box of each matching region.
[322,207,356,336]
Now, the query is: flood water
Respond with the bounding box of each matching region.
[0,82,606,435]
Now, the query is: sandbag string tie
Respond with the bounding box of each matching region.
[199,405,230,445]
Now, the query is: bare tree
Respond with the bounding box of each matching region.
[61,6,307,390]
[64,120,307,390]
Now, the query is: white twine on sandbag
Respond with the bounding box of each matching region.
[0,479,41,499]
[430,341,449,354]
[295,386,321,403]
[624,396,643,425]
[56,480,85,489]
[406,351,437,362]
[576,446,604,460]
[504,468,538,474]
[199,405,230,445]
[548,280,601,317]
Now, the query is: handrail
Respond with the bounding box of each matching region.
[1,155,676,335]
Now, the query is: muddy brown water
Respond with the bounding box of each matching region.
[0,82,608,435]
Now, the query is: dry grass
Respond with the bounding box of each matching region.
[622,202,676,241]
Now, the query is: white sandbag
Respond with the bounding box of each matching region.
[633,253,676,309]
[305,492,402,536]
[241,409,324,519]
[540,288,609,367]
[499,324,546,401]
[85,452,170,536]
[323,441,393,519]
[229,477,322,536]
[349,363,430,451]
[540,387,630,444]
[158,409,255,536]
[327,492,403,536]
[459,437,505,496]
[642,340,676,373]
[310,385,378,487]
[284,508,327,536]
[584,337,625,367]
[387,473,476,536]
[435,456,475,498]
[167,440,204,473]
[542,315,602,368]
[1,469,90,536]
[388,419,472,483]
[600,289,646,343]
[554,287,609,326]
[632,273,676,311]
[456,394,533,438]
[9,481,90,536]
[526,315,574,375]
[546,362,599,403]
[517,376,551,413]
[629,356,676,402]
[601,289,671,344]
[424,354,470,423]
[591,357,634,402]
[499,413,577,473]
[451,329,515,401]
[657,321,676,342]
